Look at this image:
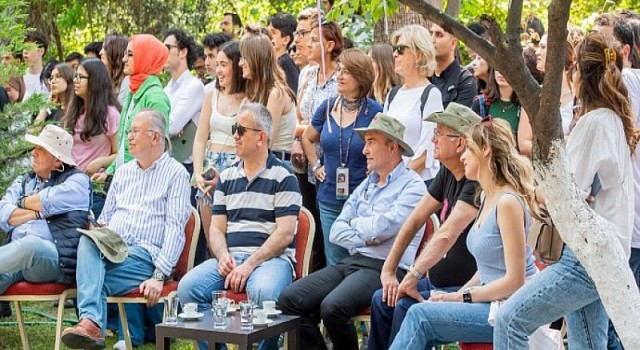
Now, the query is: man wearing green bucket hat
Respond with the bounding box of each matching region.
[279,112,426,350]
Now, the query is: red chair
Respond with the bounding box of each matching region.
[352,214,441,330]
[0,282,77,350]
[106,206,200,350]
[458,343,493,350]
[226,206,316,304]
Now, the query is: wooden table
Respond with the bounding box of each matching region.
[155,311,300,350]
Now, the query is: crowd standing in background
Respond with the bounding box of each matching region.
[0,7,639,350]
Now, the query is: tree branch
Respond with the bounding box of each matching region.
[506,0,523,48]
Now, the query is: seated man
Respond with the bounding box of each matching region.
[369,103,481,350]
[278,113,427,350]
[177,102,301,350]
[61,109,191,349]
[0,125,91,293]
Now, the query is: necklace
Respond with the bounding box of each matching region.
[341,97,362,113]
[500,101,515,113]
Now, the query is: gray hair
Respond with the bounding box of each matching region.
[239,102,273,144]
[136,109,170,151]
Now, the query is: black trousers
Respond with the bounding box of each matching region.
[296,173,325,272]
[278,254,406,350]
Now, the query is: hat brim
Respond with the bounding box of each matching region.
[354,128,415,157]
[25,134,77,167]
[77,228,128,263]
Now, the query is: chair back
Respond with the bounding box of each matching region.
[174,207,201,280]
[294,207,315,279]
[417,214,440,257]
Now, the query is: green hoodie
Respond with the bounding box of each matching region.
[106,75,171,175]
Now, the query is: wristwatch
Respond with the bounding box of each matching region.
[462,288,473,303]
[152,269,167,282]
[311,159,322,173]
[408,265,425,280]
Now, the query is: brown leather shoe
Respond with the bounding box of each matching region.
[61,318,106,349]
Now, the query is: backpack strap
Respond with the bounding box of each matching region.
[386,86,401,107]
[477,94,487,118]
[419,84,436,117]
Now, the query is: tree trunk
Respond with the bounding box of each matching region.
[373,0,442,44]
[444,0,460,18]
[397,0,640,346]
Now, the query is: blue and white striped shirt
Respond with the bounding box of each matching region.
[99,152,191,276]
[213,153,302,265]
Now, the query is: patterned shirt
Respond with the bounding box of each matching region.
[99,152,191,276]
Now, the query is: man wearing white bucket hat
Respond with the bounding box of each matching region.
[0,124,91,294]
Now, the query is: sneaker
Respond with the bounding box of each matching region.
[113,340,126,350]
[61,318,106,350]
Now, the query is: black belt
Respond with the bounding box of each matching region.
[272,150,292,161]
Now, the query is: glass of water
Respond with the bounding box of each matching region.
[239,300,253,331]
[163,294,179,324]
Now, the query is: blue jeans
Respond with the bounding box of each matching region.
[178,253,293,350]
[0,235,63,294]
[369,278,459,350]
[494,246,608,349]
[318,202,349,266]
[630,247,640,290]
[195,151,236,207]
[76,236,156,332]
[389,299,492,348]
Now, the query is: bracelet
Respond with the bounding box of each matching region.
[408,265,425,280]
[18,197,25,209]
[311,160,322,173]
[35,211,41,220]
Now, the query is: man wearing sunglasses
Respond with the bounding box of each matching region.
[178,102,301,350]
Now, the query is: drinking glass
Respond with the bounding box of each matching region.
[163,295,179,324]
[239,300,253,331]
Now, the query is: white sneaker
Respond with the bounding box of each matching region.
[113,339,127,350]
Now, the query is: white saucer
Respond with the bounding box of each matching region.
[179,312,203,320]
[253,318,273,326]
[227,306,238,313]
[264,309,282,317]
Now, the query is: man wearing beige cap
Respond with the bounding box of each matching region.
[279,112,426,350]
[369,102,482,350]
[0,125,91,294]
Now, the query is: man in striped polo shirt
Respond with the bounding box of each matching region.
[178,102,302,350]
[62,110,192,349]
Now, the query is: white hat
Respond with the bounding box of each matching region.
[25,125,77,166]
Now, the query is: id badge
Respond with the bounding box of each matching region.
[336,167,349,200]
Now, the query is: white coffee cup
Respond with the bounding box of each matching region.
[255,309,267,323]
[183,302,198,316]
[262,300,276,313]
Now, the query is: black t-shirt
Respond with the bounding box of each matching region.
[430,60,477,109]
[427,166,478,288]
[279,54,299,96]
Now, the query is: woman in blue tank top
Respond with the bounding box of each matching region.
[390,118,538,348]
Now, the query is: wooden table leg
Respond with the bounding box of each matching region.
[287,327,299,350]
[239,339,252,350]
[156,334,170,350]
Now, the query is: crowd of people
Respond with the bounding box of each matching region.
[0,5,639,350]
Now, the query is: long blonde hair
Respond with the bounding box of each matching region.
[465,118,538,215]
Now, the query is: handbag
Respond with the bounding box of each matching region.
[528,206,563,265]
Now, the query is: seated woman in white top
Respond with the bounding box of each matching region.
[193,41,247,243]
[239,36,297,163]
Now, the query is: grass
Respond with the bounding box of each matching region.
[0,301,194,349]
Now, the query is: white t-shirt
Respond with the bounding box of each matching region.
[559,99,574,136]
[23,72,47,100]
[567,108,634,257]
[622,68,640,249]
[384,84,444,181]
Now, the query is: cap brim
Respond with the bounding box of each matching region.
[25,134,77,166]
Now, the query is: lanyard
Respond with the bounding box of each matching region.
[337,96,362,167]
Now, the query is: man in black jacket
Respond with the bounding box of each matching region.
[0,125,91,295]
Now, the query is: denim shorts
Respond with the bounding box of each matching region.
[195,150,236,207]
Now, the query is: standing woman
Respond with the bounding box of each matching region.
[63,59,120,175]
[35,63,75,123]
[301,48,383,266]
[369,43,401,105]
[494,32,636,350]
[390,118,538,348]
[239,36,297,162]
[193,41,246,250]
[385,25,444,185]
[100,34,130,105]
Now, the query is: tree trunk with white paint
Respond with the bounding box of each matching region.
[396,0,640,346]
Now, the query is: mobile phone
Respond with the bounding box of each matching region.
[202,167,217,181]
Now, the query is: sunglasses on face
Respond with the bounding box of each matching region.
[232,123,262,137]
[392,44,410,55]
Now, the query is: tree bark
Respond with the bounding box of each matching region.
[398,0,640,346]
[444,0,460,18]
[373,1,442,44]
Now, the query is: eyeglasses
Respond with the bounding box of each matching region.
[73,73,89,84]
[165,43,179,51]
[392,44,410,55]
[433,128,461,138]
[128,129,156,138]
[48,75,62,84]
[232,123,262,137]
[294,29,312,38]
[336,67,351,77]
